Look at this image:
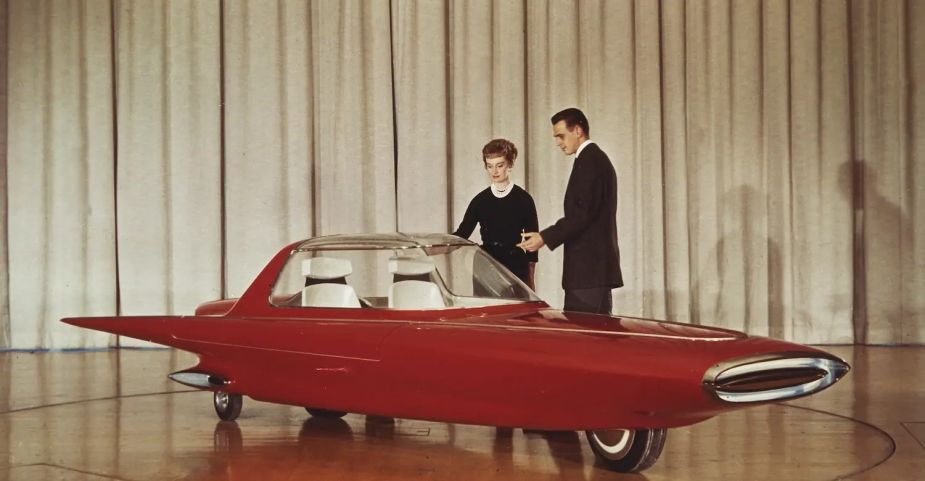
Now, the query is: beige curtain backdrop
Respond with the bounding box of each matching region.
[6,0,116,349]
[1,0,922,350]
[0,0,8,348]
[114,0,222,347]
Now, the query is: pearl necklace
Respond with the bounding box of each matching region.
[491,182,513,198]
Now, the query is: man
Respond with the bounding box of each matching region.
[518,108,622,314]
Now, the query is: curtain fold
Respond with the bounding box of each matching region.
[6,0,115,349]
[0,0,9,348]
[447,0,529,242]
[762,0,793,341]
[1,0,923,349]
[792,0,854,343]
[224,0,312,297]
[524,0,580,309]
[907,0,925,345]
[391,0,449,233]
[115,0,222,347]
[660,0,692,325]
[851,0,923,345]
[310,0,396,238]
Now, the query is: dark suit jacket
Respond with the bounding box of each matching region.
[540,142,623,289]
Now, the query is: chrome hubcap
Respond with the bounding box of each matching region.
[215,392,229,411]
[591,429,635,459]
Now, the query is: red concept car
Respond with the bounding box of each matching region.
[63,233,850,472]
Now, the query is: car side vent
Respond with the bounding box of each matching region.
[703,354,850,403]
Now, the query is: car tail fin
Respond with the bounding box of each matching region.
[61,316,178,347]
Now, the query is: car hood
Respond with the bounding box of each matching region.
[435,307,746,342]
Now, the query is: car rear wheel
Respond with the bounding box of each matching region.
[305,407,348,418]
[585,428,667,472]
[213,391,243,421]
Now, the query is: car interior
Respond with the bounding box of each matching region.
[276,247,529,310]
[300,257,362,308]
[386,257,446,309]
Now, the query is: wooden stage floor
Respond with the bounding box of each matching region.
[0,346,922,480]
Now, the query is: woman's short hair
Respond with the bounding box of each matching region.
[482,138,518,166]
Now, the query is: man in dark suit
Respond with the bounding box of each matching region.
[518,108,623,314]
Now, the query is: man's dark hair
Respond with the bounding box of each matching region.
[551,108,590,137]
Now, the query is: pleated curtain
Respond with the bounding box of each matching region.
[1,0,923,349]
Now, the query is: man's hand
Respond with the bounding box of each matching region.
[518,232,545,252]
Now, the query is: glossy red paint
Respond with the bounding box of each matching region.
[62,236,848,432]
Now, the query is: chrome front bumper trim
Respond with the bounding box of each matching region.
[703,352,851,403]
[168,371,228,389]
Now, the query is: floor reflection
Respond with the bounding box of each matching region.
[1,347,919,481]
[213,421,244,454]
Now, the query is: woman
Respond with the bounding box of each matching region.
[453,138,539,289]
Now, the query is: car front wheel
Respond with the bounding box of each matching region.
[305,407,348,418]
[213,391,243,421]
[585,428,667,472]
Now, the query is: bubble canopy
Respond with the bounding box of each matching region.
[273,233,541,309]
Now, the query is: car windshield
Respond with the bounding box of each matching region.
[270,244,541,310]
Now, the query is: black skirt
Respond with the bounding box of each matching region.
[481,242,530,283]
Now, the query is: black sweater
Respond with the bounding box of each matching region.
[453,185,539,280]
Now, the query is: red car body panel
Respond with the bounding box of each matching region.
[62,236,848,431]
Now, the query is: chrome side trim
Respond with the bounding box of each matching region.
[168,371,228,389]
[431,321,739,341]
[703,352,850,403]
